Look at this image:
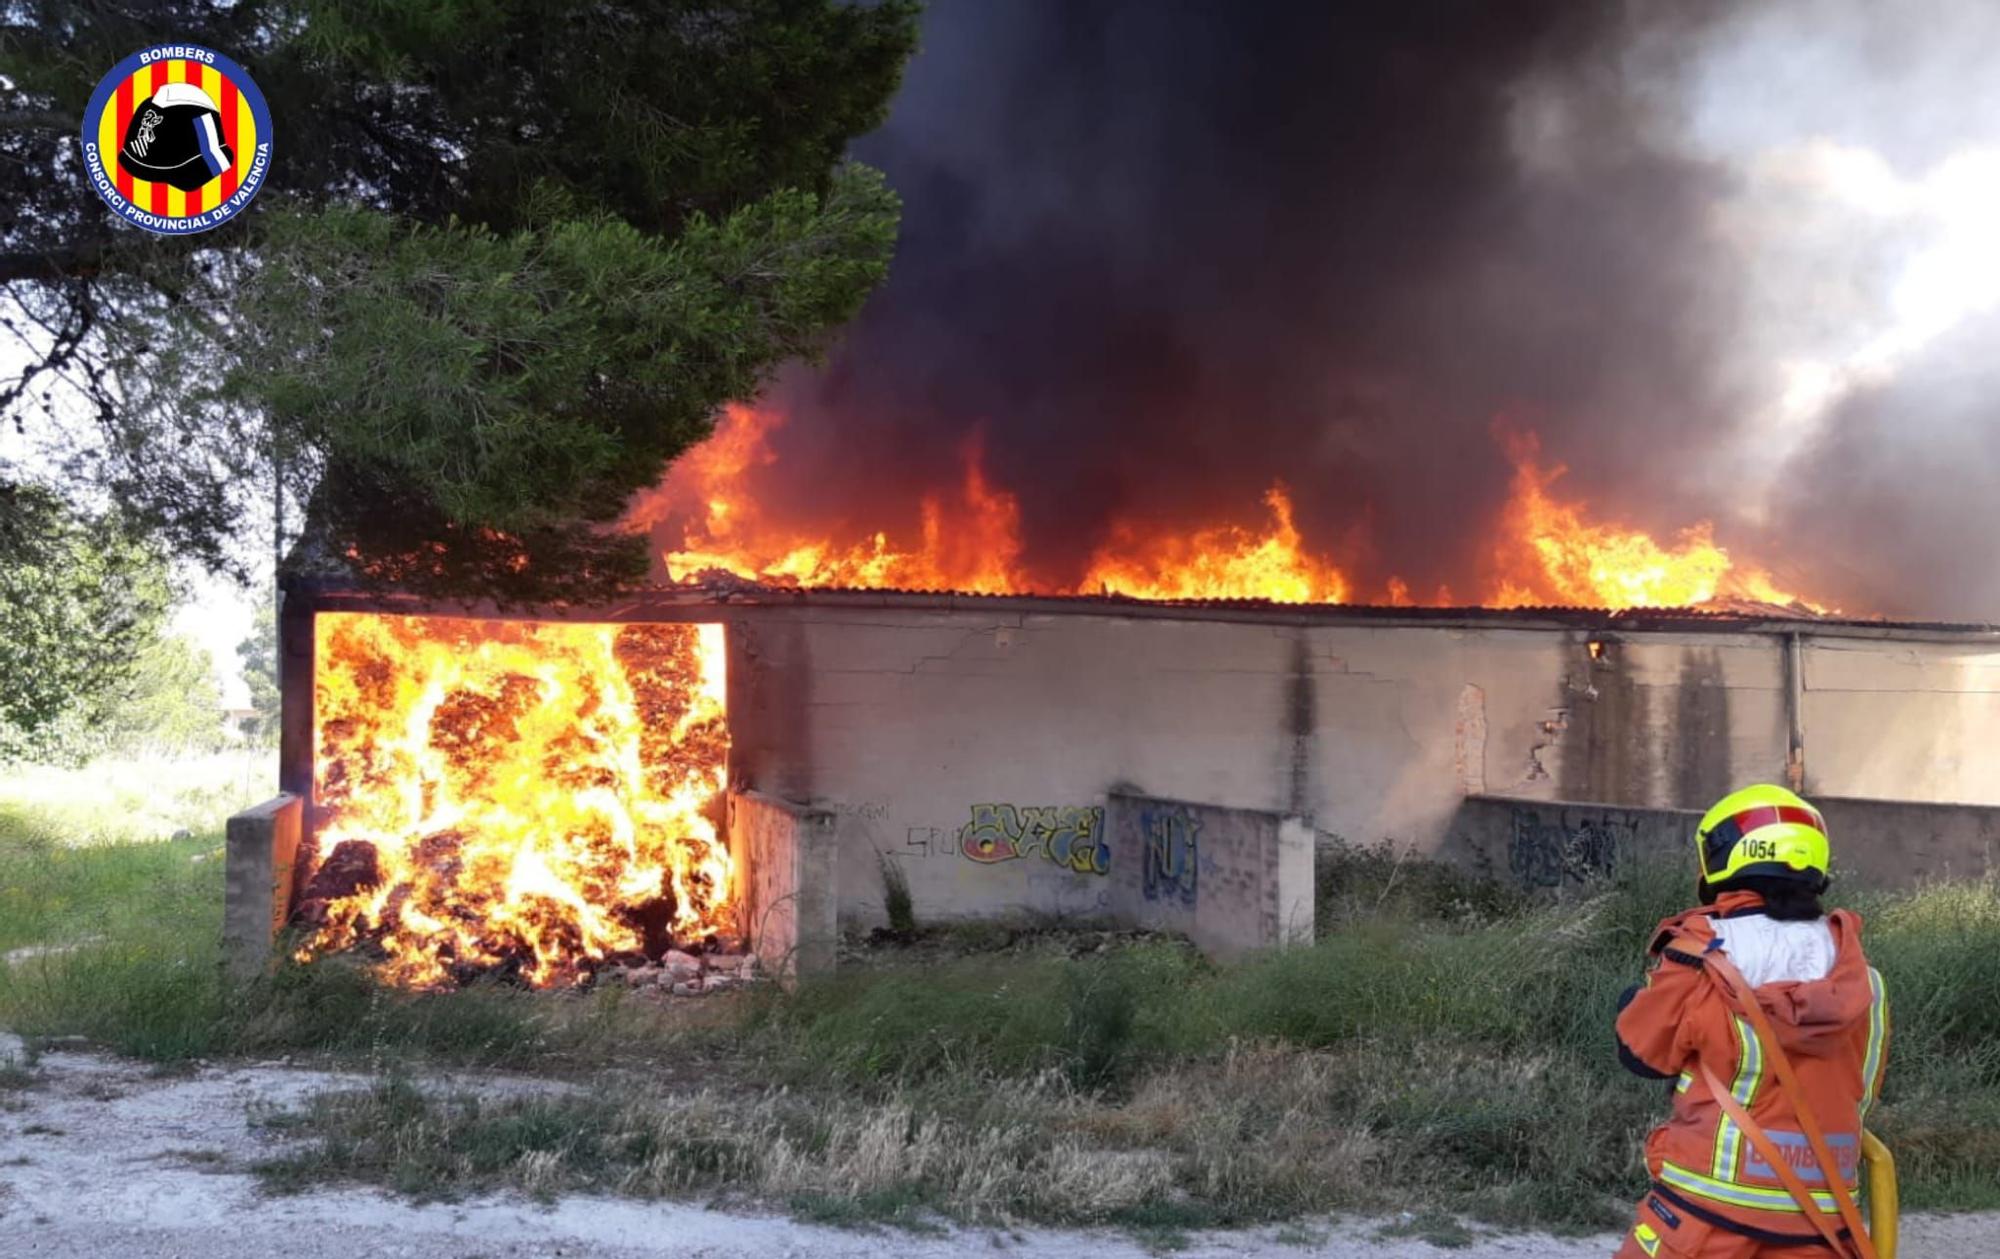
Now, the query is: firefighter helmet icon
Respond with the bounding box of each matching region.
[80,43,274,235]
[118,82,234,193]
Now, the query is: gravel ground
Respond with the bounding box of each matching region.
[2,1033,1992,1259]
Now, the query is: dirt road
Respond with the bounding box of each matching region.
[3,1034,1992,1258]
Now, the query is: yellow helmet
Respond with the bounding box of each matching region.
[1695,784,1830,889]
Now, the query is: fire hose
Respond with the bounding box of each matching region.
[1861,1130,1898,1259]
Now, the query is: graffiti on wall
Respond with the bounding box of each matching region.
[1505,807,1637,888]
[1140,805,1200,906]
[959,804,1110,875]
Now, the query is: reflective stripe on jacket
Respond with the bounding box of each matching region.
[1614,891,1889,1243]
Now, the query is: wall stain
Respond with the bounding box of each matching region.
[1672,650,1731,808]
[1286,631,1316,819]
[1561,634,1654,806]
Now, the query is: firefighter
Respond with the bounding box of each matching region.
[1612,785,1889,1258]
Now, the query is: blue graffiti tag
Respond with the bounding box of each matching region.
[1140,806,1200,905]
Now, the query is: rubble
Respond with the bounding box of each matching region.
[602,948,762,999]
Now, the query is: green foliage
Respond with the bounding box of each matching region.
[0,485,175,763]
[1315,836,1529,930]
[231,168,898,540]
[99,633,227,756]
[236,594,280,746]
[1,1,921,596]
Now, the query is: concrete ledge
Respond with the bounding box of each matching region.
[223,794,303,980]
[1814,796,2000,887]
[1453,792,2000,890]
[1449,794,1695,889]
[728,789,838,980]
[1106,792,1314,958]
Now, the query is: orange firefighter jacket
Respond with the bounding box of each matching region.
[1614,890,1889,1246]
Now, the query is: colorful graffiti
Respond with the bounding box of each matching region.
[1140,805,1200,905]
[958,804,1110,875]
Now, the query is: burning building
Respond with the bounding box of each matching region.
[219,403,2000,990]
[225,558,2000,988]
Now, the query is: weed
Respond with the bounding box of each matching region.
[1108,1199,1225,1253]
[1272,1221,1328,1248]
[1315,837,1525,930]
[162,1148,231,1168]
[788,1188,946,1233]
[1378,1209,1476,1249]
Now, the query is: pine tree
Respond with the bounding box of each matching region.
[0,1,918,598]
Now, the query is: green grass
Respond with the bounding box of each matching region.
[3,789,1997,1233]
[0,750,270,847]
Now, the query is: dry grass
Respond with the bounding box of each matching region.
[256,1048,1390,1228]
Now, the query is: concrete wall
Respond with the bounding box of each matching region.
[720,607,1823,924]
[1105,793,1312,956]
[1804,640,2000,804]
[723,609,1550,927]
[1451,792,2000,890]
[711,606,2000,921]
[727,790,838,979]
[223,793,304,978]
[1448,794,1698,889]
[1816,797,2000,887]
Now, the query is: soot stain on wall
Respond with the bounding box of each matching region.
[1672,649,1731,808]
[1562,635,1651,805]
[1285,630,1316,819]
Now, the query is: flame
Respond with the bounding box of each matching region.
[1488,430,1821,611]
[638,405,1352,604]
[632,403,1828,614]
[1081,485,1350,602]
[647,404,1023,592]
[303,613,731,988]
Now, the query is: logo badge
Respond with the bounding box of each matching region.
[80,43,273,235]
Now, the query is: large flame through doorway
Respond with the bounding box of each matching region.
[302,614,731,988]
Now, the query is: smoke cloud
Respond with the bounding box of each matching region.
[710,0,2000,615]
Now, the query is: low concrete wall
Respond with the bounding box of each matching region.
[728,789,838,979]
[1451,791,2000,890]
[223,794,304,979]
[1448,794,1698,889]
[1815,797,2000,887]
[1106,792,1313,957]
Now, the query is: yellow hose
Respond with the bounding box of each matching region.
[1861,1130,1898,1259]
